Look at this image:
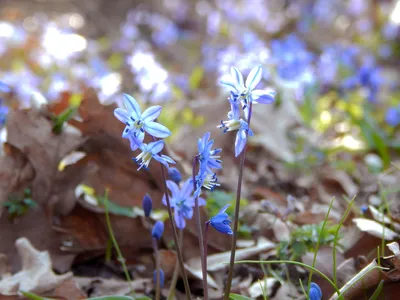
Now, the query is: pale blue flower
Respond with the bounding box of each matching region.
[209,204,232,235]
[194,132,222,197]
[218,97,254,157]
[162,179,206,229]
[114,94,171,150]
[221,65,275,106]
[133,139,175,170]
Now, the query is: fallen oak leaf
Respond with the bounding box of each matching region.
[0,238,72,296]
[352,218,398,240]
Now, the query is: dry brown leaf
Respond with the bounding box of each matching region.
[302,246,345,279]
[352,218,398,240]
[0,238,72,295]
[6,109,85,213]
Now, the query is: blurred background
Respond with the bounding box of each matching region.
[1,0,400,299]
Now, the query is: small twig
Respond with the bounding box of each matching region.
[167,229,184,300]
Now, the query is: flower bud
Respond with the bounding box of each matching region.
[168,167,182,183]
[142,194,152,217]
[152,221,164,240]
[153,269,165,288]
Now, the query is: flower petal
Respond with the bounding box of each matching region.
[198,197,206,206]
[180,178,193,198]
[220,79,239,92]
[166,180,180,199]
[230,67,244,89]
[123,94,141,119]
[252,90,275,104]
[218,204,231,214]
[175,211,186,229]
[147,140,164,154]
[128,134,143,151]
[245,65,262,90]
[144,122,171,138]
[235,129,247,157]
[114,108,130,123]
[142,105,162,122]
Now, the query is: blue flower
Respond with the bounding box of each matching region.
[221,65,275,106]
[0,100,8,127]
[114,94,171,150]
[385,105,400,127]
[152,221,164,240]
[162,179,206,229]
[309,282,322,300]
[133,139,175,170]
[195,132,222,197]
[218,97,254,157]
[153,269,165,288]
[168,167,182,183]
[209,204,233,235]
[142,194,153,217]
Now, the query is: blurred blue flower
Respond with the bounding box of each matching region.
[133,139,175,170]
[271,35,314,83]
[385,105,400,127]
[209,204,232,235]
[342,59,382,102]
[114,94,171,150]
[218,97,254,157]
[162,179,206,229]
[221,65,275,107]
[168,167,182,183]
[152,221,164,240]
[309,282,322,300]
[142,194,153,217]
[0,100,9,127]
[153,269,165,288]
[0,81,11,93]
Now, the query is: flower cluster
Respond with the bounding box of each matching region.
[194,132,223,198]
[220,65,275,157]
[114,94,175,170]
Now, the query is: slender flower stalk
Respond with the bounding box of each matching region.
[203,221,210,290]
[167,229,184,300]
[192,157,208,300]
[160,163,192,300]
[152,237,161,300]
[224,101,253,300]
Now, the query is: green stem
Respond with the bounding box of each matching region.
[224,101,253,299]
[307,197,335,295]
[333,196,355,287]
[104,190,136,298]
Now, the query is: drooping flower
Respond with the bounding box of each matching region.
[221,65,275,106]
[114,94,171,150]
[133,139,175,170]
[152,221,164,240]
[153,269,165,288]
[385,105,400,127]
[209,204,233,235]
[142,194,153,217]
[168,167,182,183]
[162,179,206,229]
[309,282,322,300]
[218,97,254,157]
